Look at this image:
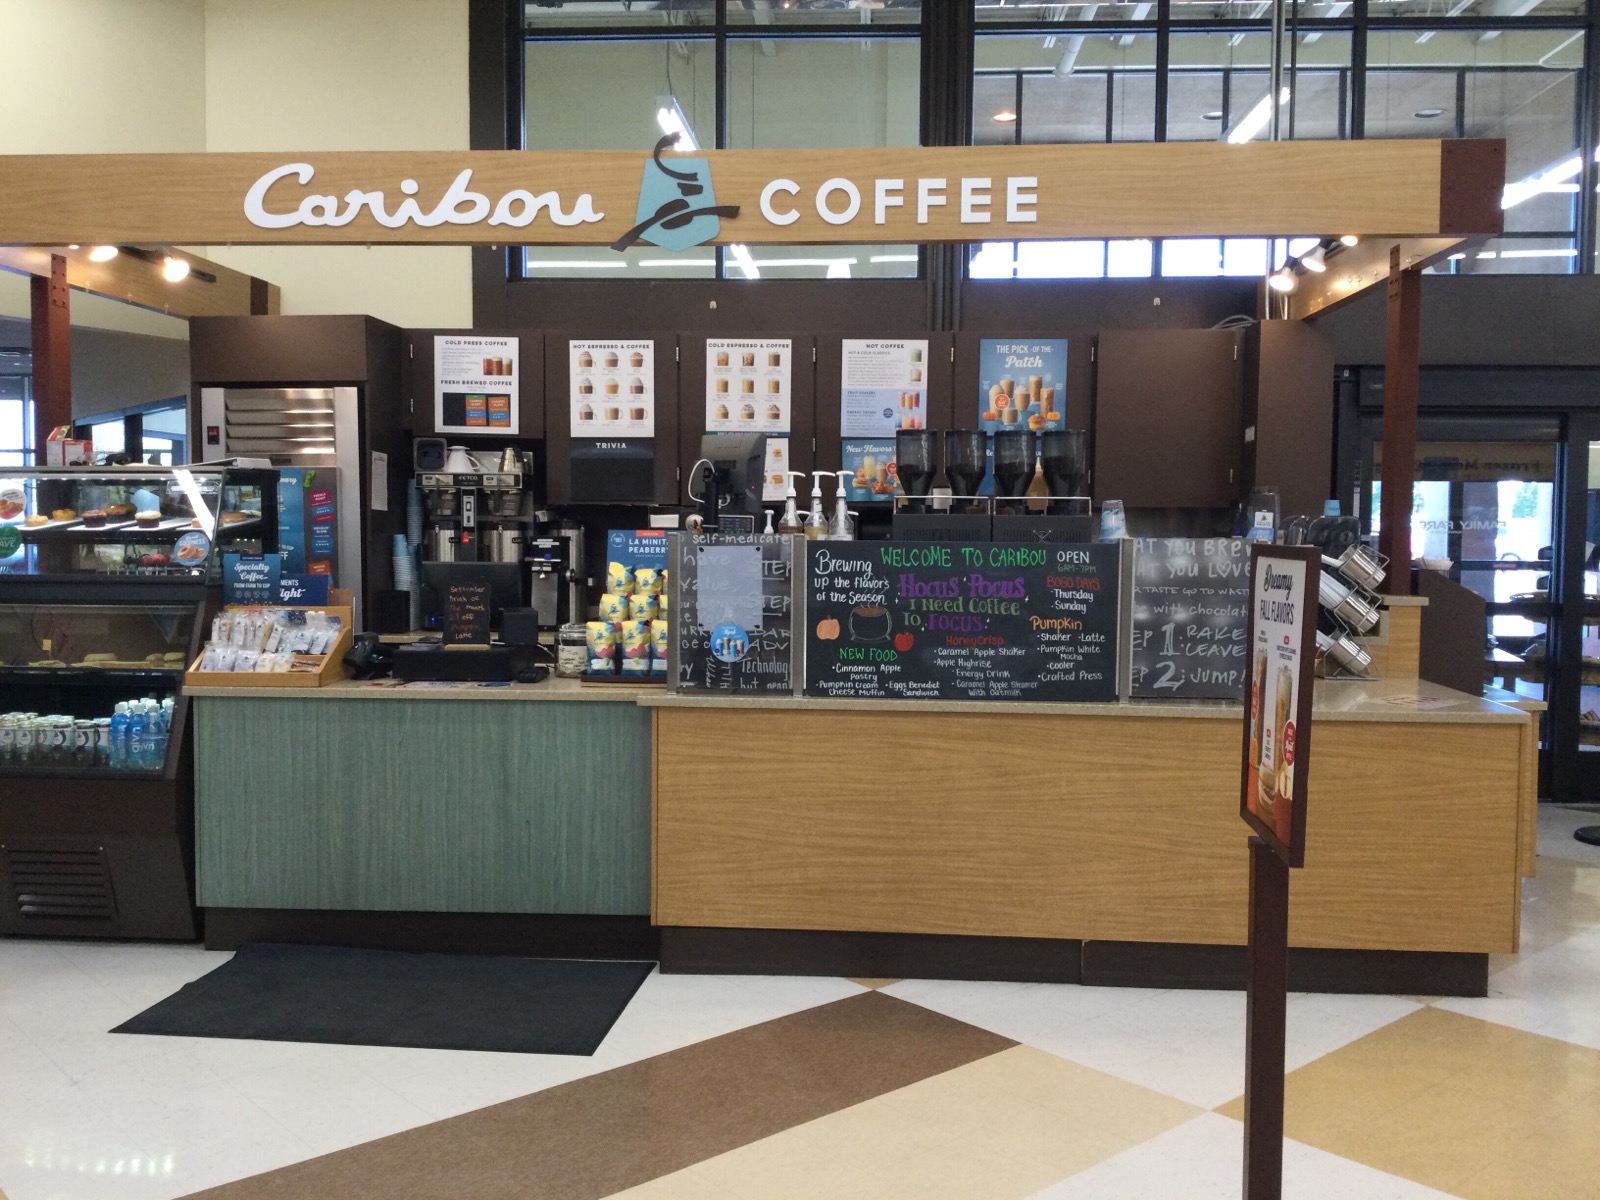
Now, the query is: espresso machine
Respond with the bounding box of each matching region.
[416,442,529,564]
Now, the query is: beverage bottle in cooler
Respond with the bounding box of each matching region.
[127,702,148,770]
[109,702,130,769]
[152,699,173,767]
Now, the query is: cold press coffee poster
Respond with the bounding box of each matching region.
[1240,544,1319,868]
[706,339,792,433]
[570,340,655,437]
[975,339,1067,494]
[434,335,519,435]
[839,340,928,437]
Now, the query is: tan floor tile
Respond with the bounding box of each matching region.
[1217,1007,1600,1200]
[848,978,902,989]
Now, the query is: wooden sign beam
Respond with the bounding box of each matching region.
[0,140,1504,248]
[0,244,279,320]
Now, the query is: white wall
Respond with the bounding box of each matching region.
[201,0,473,328]
[0,0,474,334]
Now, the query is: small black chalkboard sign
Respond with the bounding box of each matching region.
[1130,537,1250,699]
[444,581,493,645]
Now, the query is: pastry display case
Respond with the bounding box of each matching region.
[0,463,279,940]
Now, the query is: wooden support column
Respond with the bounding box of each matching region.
[29,252,71,461]
[1378,245,1421,594]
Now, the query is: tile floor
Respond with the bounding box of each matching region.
[0,805,1594,1200]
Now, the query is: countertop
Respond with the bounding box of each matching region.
[191,674,1530,723]
[186,675,661,702]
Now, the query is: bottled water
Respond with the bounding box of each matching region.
[109,702,130,769]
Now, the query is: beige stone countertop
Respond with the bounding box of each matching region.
[639,677,1531,724]
[186,675,659,702]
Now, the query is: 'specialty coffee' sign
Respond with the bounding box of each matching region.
[804,541,1122,702]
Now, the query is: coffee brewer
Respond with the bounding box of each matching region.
[416,443,529,565]
[526,521,587,630]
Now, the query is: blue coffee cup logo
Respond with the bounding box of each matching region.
[612,134,740,253]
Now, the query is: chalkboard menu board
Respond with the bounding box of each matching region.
[804,541,1121,702]
[444,581,492,645]
[668,533,800,694]
[1130,537,1249,699]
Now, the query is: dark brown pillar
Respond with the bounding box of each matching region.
[29,253,72,462]
[1378,246,1421,594]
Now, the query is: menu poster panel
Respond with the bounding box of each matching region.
[840,439,898,505]
[571,340,655,437]
[977,339,1067,493]
[668,532,798,695]
[707,339,792,433]
[840,339,929,437]
[1240,544,1320,868]
[804,541,1121,702]
[1131,537,1250,699]
[761,438,790,503]
[434,335,518,435]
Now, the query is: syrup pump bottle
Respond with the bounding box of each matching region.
[804,471,831,541]
[776,472,806,535]
[827,472,854,540]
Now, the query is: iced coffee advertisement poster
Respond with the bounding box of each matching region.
[840,439,898,504]
[707,339,791,433]
[434,335,518,435]
[571,340,655,438]
[840,340,928,437]
[1240,544,1319,868]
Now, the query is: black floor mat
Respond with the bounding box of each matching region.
[113,942,654,1055]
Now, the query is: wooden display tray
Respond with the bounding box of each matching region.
[184,603,353,689]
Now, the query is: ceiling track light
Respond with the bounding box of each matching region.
[162,256,190,283]
[1267,267,1298,294]
[1302,245,1328,273]
[1339,234,1360,247]
[87,245,119,263]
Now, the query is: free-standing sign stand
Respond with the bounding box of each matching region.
[1239,544,1319,1200]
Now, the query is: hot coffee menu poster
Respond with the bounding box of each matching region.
[434,335,519,435]
[804,541,1120,701]
[706,339,792,433]
[570,340,655,437]
[839,339,928,437]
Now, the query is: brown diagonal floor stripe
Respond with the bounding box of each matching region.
[184,989,1014,1200]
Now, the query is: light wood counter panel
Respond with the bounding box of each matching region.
[652,705,1532,955]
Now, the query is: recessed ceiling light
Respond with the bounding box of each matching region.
[1201,111,1224,121]
[1414,108,1445,119]
[993,110,1018,123]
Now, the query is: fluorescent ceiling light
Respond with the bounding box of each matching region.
[728,244,760,280]
[1226,88,1290,145]
[826,262,852,279]
[869,254,919,263]
[1502,154,1582,209]
[1497,248,1578,258]
[749,257,860,268]
[162,256,190,282]
[636,259,716,267]
[87,245,118,262]
[992,110,1018,123]
[525,261,629,269]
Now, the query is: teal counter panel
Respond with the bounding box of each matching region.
[195,698,650,914]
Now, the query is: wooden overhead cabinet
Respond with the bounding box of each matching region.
[1093,328,1243,509]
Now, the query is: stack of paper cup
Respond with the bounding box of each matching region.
[392,535,420,630]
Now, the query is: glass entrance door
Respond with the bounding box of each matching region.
[1576,436,1600,800]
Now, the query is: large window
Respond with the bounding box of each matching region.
[522,3,920,279]
[0,355,33,467]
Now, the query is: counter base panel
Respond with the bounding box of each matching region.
[659,927,1487,996]
[202,909,657,960]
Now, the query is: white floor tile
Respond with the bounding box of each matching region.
[1027,1112,1464,1200]
[1534,805,1600,867]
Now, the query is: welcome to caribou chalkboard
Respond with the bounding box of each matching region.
[1130,537,1250,699]
[804,541,1122,701]
[668,532,800,694]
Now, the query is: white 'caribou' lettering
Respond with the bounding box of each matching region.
[242,163,605,230]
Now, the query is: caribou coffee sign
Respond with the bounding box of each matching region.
[0,140,1499,246]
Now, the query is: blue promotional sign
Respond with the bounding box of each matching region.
[223,553,280,606]
[607,528,670,572]
[976,339,1068,493]
[277,574,331,606]
[276,469,307,573]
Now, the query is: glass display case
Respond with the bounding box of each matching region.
[0,462,278,941]
[0,462,278,583]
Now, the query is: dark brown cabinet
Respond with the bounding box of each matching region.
[1240,319,1336,519]
[1093,328,1242,508]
